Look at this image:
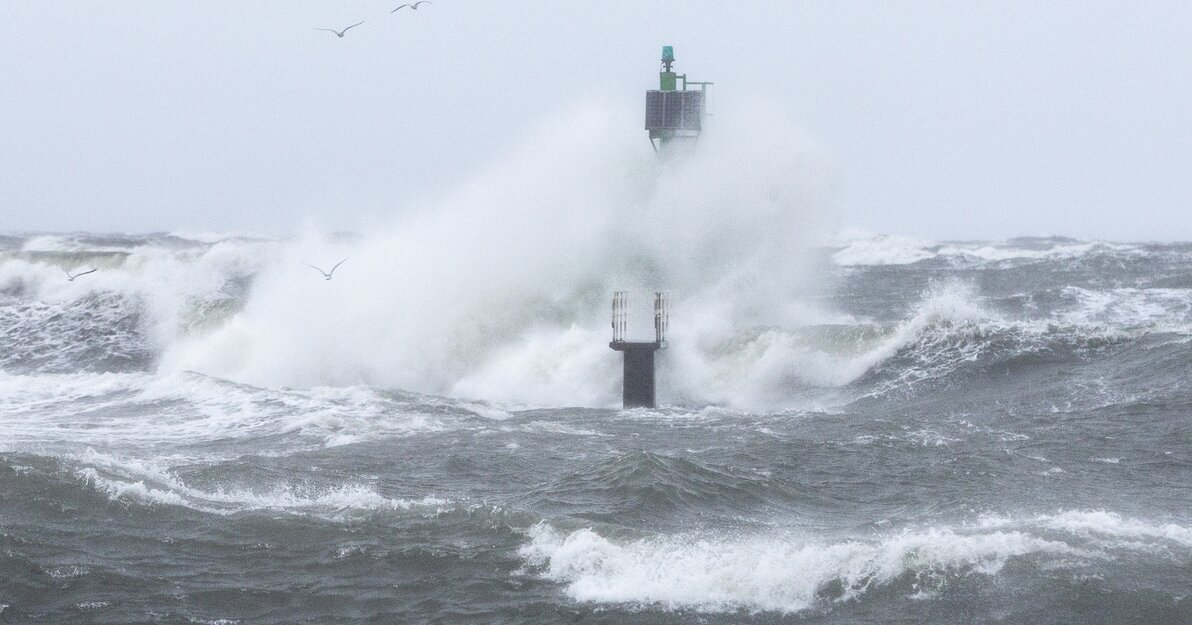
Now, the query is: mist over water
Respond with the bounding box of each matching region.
[2,103,1191,623]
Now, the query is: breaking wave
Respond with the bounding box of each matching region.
[2,234,1189,410]
[520,511,1190,613]
[3,109,1191,410]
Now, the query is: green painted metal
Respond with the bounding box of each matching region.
[660,44,677,89]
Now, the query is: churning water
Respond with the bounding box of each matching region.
[2,111,1190,623]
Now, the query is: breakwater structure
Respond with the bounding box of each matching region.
[608,46,710,409]
[609,291,670,408]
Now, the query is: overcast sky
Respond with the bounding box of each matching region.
[2,1,1190,241]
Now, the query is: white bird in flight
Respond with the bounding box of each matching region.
[305,259,349,280]
[315,22,365,38]
[392,1,432,12]
[64,267,98,282]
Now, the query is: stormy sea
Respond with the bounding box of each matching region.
[1,227,1189,625]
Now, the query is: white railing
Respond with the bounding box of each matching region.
[611,290,629,342]
[654,291,669,343]
[612,290,669,344]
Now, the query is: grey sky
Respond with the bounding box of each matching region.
[2,1,1190,240]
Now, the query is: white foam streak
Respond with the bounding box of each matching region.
[982,510,1192,548]
[0,371,461,453]
[75,452,447,516]
[1057,286,1192,329]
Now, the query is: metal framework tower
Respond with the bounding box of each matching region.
[603,47,706,409]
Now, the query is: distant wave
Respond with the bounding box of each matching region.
[828,233,1167,267]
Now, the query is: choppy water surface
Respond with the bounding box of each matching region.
[1,233,1190,624]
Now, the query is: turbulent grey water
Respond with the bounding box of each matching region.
[1,233,1190,624]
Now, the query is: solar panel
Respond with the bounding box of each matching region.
[663,91,683,129]
[645,91,665,129]
[645,90,705,131]
[680,91,702,131]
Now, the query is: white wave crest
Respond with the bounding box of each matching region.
[520,523,1087,613]
[521,510,1188,613]
[664,280,996,408]
[830,233,937,266]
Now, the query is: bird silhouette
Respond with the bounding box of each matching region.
[392,1,432,12]
[305,258,349,280]
[315,21,365,38]
[64,267,98,282]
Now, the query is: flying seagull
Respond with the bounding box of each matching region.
[305,258,348,280]
[315,21,365,38]
[64,267,98,282]
[392,1,432,12]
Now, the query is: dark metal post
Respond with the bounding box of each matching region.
[610,291,669,409]
[617,344,657,408]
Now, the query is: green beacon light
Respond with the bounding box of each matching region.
[644,45,712,154]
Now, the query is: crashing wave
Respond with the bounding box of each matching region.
[519,510,1189,613]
